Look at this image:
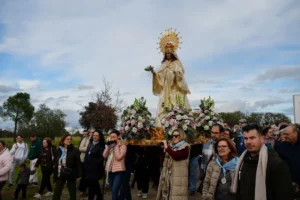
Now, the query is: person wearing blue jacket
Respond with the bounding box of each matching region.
[234,119,247,155]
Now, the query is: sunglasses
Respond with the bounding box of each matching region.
[172,134,180,138]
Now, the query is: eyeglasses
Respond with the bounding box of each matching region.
[172,134,180,138]
[217,145,228,149]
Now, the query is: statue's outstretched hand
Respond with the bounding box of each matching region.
[145,65,154,73]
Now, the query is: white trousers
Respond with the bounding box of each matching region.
[9,159,25,184]
[29,158,38,183]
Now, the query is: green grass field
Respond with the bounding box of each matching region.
[0,137,82,200]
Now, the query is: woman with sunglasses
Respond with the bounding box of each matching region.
[156,129,190,200]
[202,138,238,200]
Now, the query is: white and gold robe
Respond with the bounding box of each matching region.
[152,59,190,126]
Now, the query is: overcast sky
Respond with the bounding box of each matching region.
[0,0,300,130]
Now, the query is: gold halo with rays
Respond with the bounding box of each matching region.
[157,28,182,53]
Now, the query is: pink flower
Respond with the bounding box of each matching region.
[204,110,209,114]
[131,120,136,125]
[166,112,174,118]
[125,116,128,120]
[201,118,205,123]
[126,120,131,125]
[173,121,179,126]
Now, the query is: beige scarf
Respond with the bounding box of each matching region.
[231,145,268,200]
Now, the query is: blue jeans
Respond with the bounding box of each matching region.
[109,171,125,200]
[189,156,199,192]
[119,166,133,200]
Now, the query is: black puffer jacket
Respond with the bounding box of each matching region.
[84,141,105,181]
[53,144,81,181]
[35,146,56,172]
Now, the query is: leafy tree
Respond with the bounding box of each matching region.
[219,111,291,127]
[79,79,122,130]
[257,112,291,125]
[18,104,67,139]
[0,129,14,138]
[79,101,118,130]
[218,111,246,127]
[246,112,264,124]
[0,93,34,141]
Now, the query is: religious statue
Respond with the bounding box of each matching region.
[146,28,190,126]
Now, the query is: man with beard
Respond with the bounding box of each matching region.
[231,123,293,200]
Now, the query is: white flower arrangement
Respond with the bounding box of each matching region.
[204,125,209,130]
[194,96,220,137]
[161,95,196,142]
[120,97,155,140]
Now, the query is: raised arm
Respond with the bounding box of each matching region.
[103,147,110,159]
[114,144,127,161]
[165,146,189,161]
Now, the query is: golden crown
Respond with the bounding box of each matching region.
[157,28,182,54]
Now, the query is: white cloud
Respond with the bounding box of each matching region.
[0,85,20,93]
[0,0,299,128]
[254,66,300,82]
[77,85,94,90]
[18,80,40,90]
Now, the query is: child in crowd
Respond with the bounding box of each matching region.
[13,163,30,200]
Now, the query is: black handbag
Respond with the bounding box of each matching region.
[61,166,72,177]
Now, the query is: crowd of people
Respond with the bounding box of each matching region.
[0,119,299,200]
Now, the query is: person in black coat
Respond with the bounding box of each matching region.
[135,146,151,198]
[232,123,293,200]
[52,134,81,200]
[33,138,56,199]
[84,130,105,200]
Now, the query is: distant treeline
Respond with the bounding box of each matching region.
[0,129,14,138]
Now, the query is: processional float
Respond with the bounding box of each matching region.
[120,28,220,145]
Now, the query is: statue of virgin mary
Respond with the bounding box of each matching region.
[149,28,191,126]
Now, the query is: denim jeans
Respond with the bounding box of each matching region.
[189,156,199,192]
[119,166,133,200]
[109,171,125,200]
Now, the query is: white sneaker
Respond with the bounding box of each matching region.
[142,193,148,199]
[137,190,142,197]
[33,193,42,199]
[44,191,53,197]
